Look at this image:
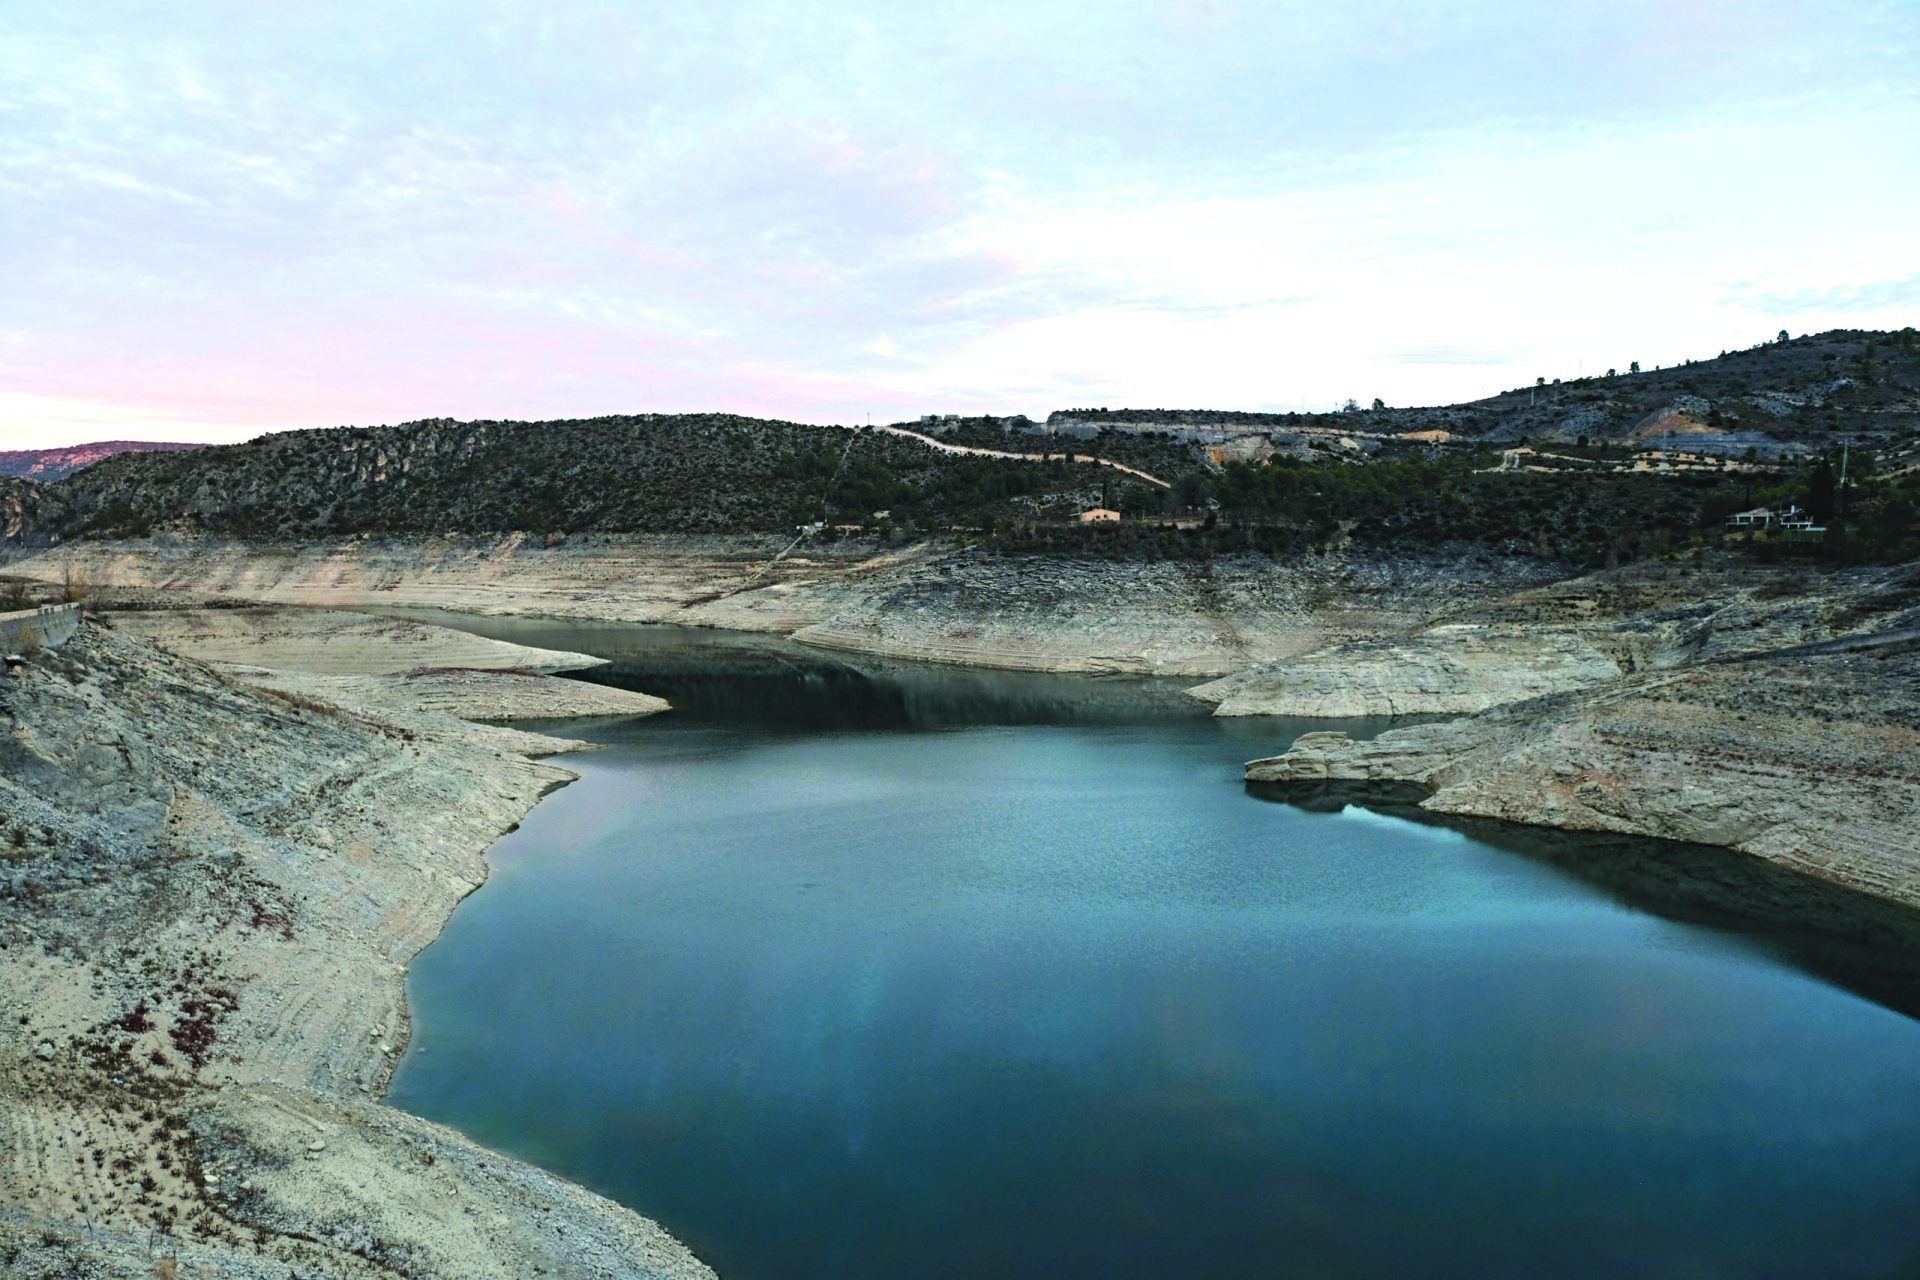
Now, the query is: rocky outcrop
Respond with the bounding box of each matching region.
[0,625,707,1277]
[1248,643,1920,909]
[4,533,906,628]
[0,478,61,547]
[107,605,609,675]
[1200,558,1920,718]
[786,550,1555,676]
[1190,625,1627,715]
[4,536,1560,677]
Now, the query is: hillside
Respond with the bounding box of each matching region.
[0,440,204,482]
[1442,327,1920,448]
[1,477,66,546]
[21,414,1138,542]
[5,329,1915,568]
[11,421,1752,568]
[1047,327,1920,454]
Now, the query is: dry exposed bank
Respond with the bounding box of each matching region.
[1240,559,1920,910]
[106,605,610,675]
[105,605,669,723]
[3,533,881,628]
[1247,641,1920,910]
[4,534,1559,678]
[778,549,1554,676]
[231,664,670,723]
[17,536,1920,919]
[0,623,706,1278]
[1191,558,1920,717]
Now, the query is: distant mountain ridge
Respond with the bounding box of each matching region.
[0,440,205,482]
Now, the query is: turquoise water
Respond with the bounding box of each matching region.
[386,626,1920,1279]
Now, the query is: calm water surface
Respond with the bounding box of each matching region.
[386,621,1920,1279]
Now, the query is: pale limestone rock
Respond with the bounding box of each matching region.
[0,625,710,1278]
[1248,650,1920,909]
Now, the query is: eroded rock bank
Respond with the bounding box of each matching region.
[105,604,671,723]
[1189,626,1625,717]
[2,532,895,629]
[0,623,706,1277]
[107,605,610,675]
[1242,560,1920,911]
[781,549,1553,676]
[1247,641,1920,910]
[15,534,1919,921]
[3,534,1559,678]
[1192,557,1919,718]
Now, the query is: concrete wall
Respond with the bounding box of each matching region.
[0,602,80,654]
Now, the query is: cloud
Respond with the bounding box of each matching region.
[1385,346,1520,367]
[1728,275,1920,317]
[1,1,1916,445]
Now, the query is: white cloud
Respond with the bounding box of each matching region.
[0,392,294,445]
[897,94,1920,414]
[1,1,1915,445]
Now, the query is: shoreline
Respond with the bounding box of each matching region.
[0,621,712,1277]
[1245,642,1920,913]
[0,533,1558,679]
[387,582,1920,934]
[376,763,584,1104]
[8,535,1920,926]
[1246,777,1920,1019]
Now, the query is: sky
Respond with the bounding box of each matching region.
[3,1,1918,448]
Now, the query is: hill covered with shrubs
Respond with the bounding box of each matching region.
[1054,328,1920,450]
[20,413,1122,541]
[6,329,1915,569]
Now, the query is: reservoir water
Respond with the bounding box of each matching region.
[385,621,1920,1279]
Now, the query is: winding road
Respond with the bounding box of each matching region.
[863,424,1173,489]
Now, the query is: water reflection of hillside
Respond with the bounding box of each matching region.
[583,650,1222,729]
[1252,780,1920,1022]
[377,608,1234,729]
